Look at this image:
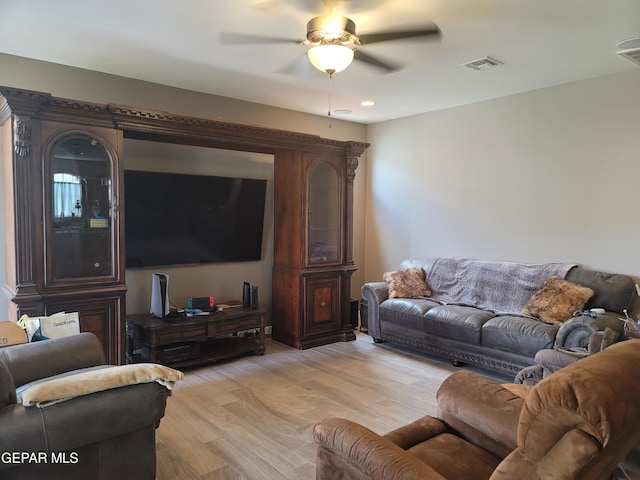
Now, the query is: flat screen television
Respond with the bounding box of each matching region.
[124,169,267,268]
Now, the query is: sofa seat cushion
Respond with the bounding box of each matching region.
[482,316,557,357]
[379,298,441,340]
[407,432,500,480]
[425,305,495,345]
[381,298,440,317]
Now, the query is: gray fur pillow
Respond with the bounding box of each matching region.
[383,267,432,298]
[521,276,594,326]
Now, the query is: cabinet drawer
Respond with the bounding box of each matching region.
[154,324,208,344]
[217,315,262,334]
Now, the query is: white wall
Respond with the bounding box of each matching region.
[364,71,640,314]
[122,140,275,314]
[0,53,368,319]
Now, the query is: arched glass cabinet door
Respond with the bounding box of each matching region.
[48,133,114,281]
[308,161,341,264]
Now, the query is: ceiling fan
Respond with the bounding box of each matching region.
[221,0,441,76]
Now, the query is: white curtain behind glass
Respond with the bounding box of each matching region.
[53,173,82,218]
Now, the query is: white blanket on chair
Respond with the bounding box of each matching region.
[21,363,184,408]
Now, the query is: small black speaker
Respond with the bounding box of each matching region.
[251,285,259,309]
[242,282,251,308]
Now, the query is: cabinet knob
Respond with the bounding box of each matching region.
[94,262,100,268]
[320,301,326,307]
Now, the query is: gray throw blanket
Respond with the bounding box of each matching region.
[427,257,577,314]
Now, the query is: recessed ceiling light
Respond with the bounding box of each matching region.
[617,37,640,50]
[617,37,640,67]
[361,101,375,106]
[333,109,352,115]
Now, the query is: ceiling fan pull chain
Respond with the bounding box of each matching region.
[327,73,333,128]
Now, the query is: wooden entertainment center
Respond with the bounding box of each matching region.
[126,305,267,367]
[0,86,369,364]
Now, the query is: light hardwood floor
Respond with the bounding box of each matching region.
[155,333,509,480]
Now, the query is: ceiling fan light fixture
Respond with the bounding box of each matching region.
[306,16,357,44]
[308,44,354,75]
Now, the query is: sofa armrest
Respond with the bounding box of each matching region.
[436,371,523,459]
[0,381,168,471]
[383,415,448,449]
[314,417,447,480]
[0,403,49,468]
[555,313,623,349]
[0,333,106,388]
[0,360,17,408]
[361,282,388,340]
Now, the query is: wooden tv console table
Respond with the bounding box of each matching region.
[126,305,266,367]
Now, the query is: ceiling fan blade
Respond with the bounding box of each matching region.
[276,54,316,75]
[358,24,441,45]
[220,32,303,45]
[353,49,403,73]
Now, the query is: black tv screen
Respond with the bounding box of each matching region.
[124,170,267,268]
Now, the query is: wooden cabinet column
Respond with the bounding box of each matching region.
[272,141,367,349]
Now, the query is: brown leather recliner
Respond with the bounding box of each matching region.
[0,333,179,480]
[314,339,640,480]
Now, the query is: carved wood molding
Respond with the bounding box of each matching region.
[13,115,32,157]
[0,86,370,159]
[112,106,326,153]
[345,141,368,184]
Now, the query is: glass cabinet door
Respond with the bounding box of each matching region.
[308,161,340,263]
[48,134,114,280]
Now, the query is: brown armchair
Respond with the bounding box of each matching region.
[314,339,640,480]
[0,333,181,480]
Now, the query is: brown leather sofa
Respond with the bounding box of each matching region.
[314,339,640,480]
[0,333,178,480]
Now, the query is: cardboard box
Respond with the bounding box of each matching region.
[0,321,28,348]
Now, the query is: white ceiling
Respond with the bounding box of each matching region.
[1,0,639,124]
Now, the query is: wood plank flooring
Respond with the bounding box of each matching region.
[155,333,510,480]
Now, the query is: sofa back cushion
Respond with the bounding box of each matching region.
[400,258,635,316]
[566,268,636,314]
[0,333,106,388]
[400,257,438,276]
[420,257,576,315]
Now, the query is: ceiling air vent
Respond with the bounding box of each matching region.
[617,37,640,67]
[461,56,503,71]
